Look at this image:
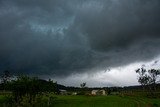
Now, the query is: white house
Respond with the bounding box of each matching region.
[91,90,106,95]
[91,90,98,95]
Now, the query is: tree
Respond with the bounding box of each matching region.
[78,82,87,95]
[136,68,160,92]
[1,70,12,91]
[80,82,86,88]
[148,69,160,84]
[9,75,57,106]
[1,70,11,84]
[148,69,160,91]
[136,68,151,86]
[11,75,40,104]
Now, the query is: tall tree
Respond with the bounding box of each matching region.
[1,70,12,91]
[1,70,11,84]
[136,68,160,92]
[80,82,86,88]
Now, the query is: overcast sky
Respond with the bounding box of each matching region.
[0,0,160,87]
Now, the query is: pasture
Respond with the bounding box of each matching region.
[53,95,160,107]
[0,95,160,107]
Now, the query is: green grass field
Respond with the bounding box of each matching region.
[0,95,160,107]
[52,95,160,107]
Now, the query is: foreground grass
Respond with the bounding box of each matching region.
[0,95,160,107]
[52,95,160,107]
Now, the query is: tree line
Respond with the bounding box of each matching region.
[0,70,59,106]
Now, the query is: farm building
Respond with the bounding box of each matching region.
[72,92,77,95]
[91,90,106,95]
[60,89,67,95]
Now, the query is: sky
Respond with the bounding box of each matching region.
[0,0,160,87]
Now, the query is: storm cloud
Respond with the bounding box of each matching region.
[0,0,160,76]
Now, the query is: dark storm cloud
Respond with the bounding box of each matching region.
[0,0,160,76]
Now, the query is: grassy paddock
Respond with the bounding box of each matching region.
[52,95,160,107]
[0,95,160,107]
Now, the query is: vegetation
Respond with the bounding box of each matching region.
[80,82,86,88]
[136,68,160,87]
[0,69,159,107]
[136,68,160,96]
[1,94,160,107]
[0,70,58,106]
[0,70,12,91]
[52,95,160,107]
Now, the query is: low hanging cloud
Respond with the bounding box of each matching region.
[0,0,160,76]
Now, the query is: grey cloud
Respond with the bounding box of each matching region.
[0,0,160,76]
[74,0,160,51]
